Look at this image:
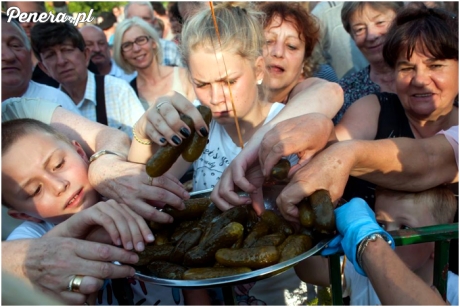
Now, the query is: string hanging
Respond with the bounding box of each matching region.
[209,1,245,149]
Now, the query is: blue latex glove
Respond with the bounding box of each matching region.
[334,198,395,276]
[321,235,343,256]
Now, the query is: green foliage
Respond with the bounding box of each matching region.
[44,2,128,15]
[306,287,332,306]
[68,2,127,14]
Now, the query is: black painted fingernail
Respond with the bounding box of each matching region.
[180,127,190,138]
[159,137,166,144]
[172,135,182,145]
[200,127,209,137]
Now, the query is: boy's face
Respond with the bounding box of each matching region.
[375,194,436,273]
[2,131,99,224]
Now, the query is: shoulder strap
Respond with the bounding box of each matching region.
[95,74,108,126]
[129,77,138,97]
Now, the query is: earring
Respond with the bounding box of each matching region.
[257,79,263,85]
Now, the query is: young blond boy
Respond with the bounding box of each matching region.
[1,118,191,305]
[295,186,458,305]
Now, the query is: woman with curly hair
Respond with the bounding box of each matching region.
[257,2,339,105]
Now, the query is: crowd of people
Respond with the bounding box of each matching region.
[1,1,458,306]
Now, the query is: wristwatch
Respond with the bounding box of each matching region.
[89,150,126,164]
[357,233,393,270]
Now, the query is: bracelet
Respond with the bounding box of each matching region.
[132,122,152,145]
[356,233,392,270]
[89,150,126,164]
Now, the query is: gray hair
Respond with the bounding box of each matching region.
[124,1,154,18]
[112,17,163,74]
[341,2,404,34]
[1,13,31,50]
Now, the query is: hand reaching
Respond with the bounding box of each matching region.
[89,157,190,223]
[47,199,154,251]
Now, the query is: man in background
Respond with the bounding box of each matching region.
[80,24,137,82]
[31,21,144,136]
[124,1,183,67]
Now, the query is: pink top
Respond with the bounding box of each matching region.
[438,126,459,167]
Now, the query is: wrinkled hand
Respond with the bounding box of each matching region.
[135,91,209,146]
[211,141,267,214]
[47,199,154,252]
[88,156,190,223]
[276,141,354,222]
[14,237,139,305]
[259,113,334,177]
[334,198,395,275]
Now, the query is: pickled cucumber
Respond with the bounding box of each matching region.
[309,190,336,234]
[196,203,222,231]
[260,210,293,236]
[242,220,270,248]
[162,198,212,221]
[182,105,212,162]
[252,233,286,247]
[184,222,244,267]
[135,244,174,266]
[147,261,187,280]
[298,198,314,228]
[170,220,199,243]
[269,158,291,181]
[215,246,280,269]
[146,114,195,178]
[169,227,202,263]
[183,267,251,280]
[279,234,313,262]
[200,206,248,245]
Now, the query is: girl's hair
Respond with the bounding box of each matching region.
[180,3,265,69]
[341,2,404,35]
[112,16,163,74]
[2,118,72,156]
[256,2,320,78]
[376,185,458,225]
[382,5,458,69]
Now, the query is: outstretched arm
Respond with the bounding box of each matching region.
[276,135,458,222]
[362,238,447,305]
[349,135,458,191]
[211,78,343,211]
[50,107,190,221]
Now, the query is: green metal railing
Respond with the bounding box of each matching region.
[328,223,459,304]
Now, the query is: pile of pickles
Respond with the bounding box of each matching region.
[134,190,336,280]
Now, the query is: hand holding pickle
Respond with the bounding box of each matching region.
[134,91,211,147]
[130,92,212,179]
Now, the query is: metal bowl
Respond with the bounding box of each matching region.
[134,238,331,288]
[134,186,333,288]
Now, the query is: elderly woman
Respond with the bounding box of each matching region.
[334,4,458,205]
[334,2,404,123]
[256,2,338,105]
[113,17,195,111]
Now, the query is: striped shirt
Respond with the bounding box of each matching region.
[160,38,183,67]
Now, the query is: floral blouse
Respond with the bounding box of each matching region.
[334,66,380,124]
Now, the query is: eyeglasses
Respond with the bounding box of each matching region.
[121,35,151,52]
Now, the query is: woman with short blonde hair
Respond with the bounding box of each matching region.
[113,16,195,110]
